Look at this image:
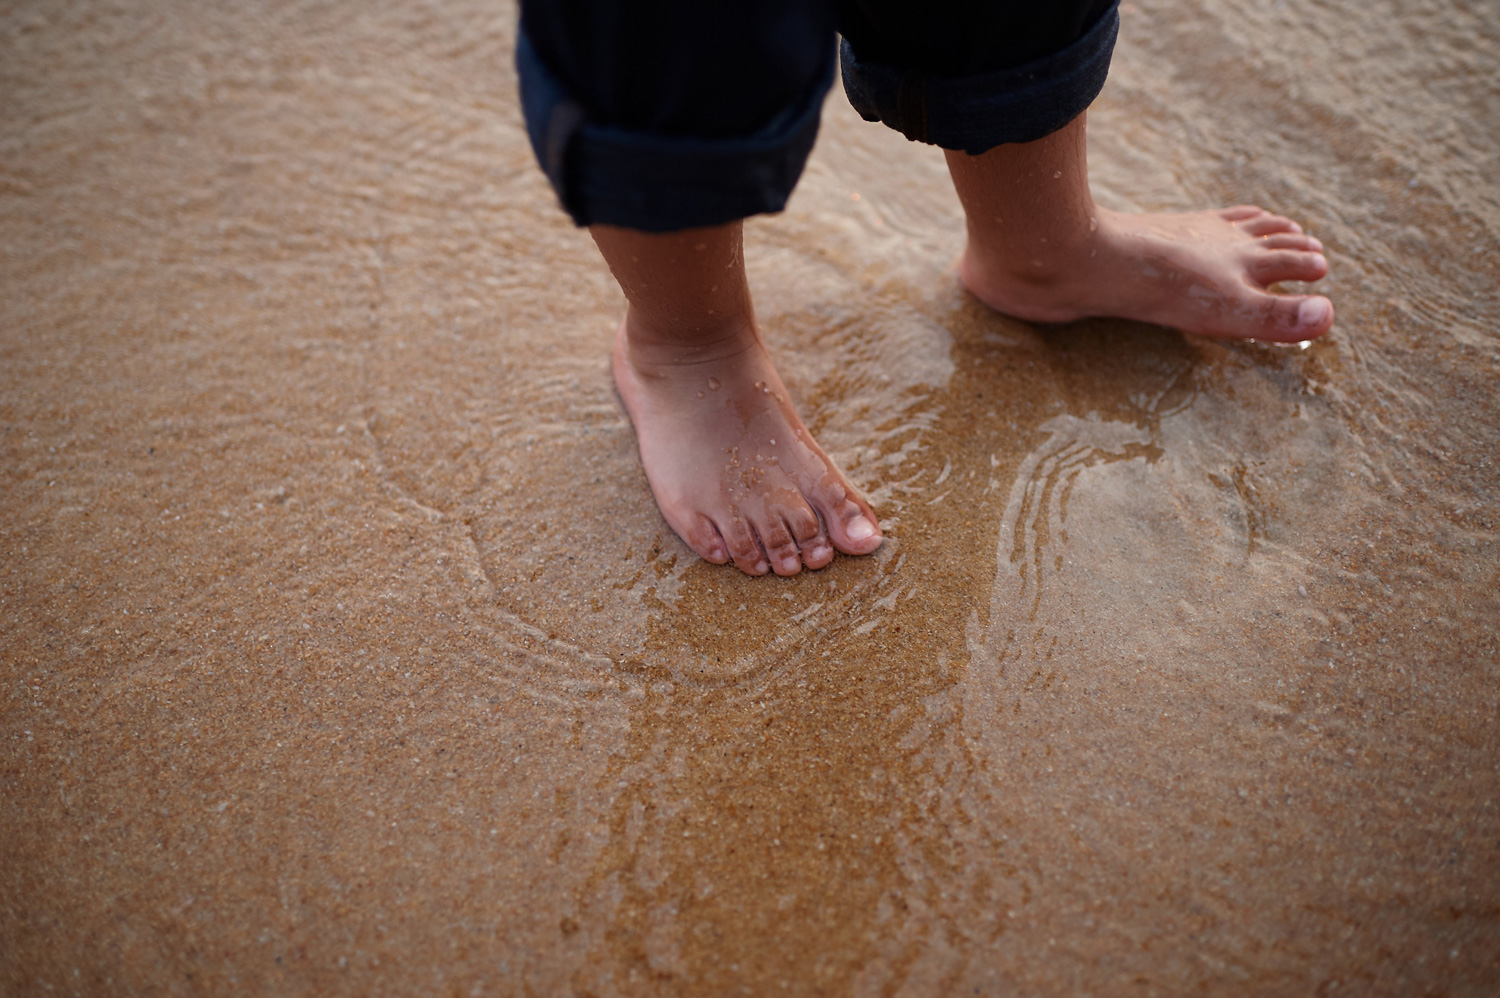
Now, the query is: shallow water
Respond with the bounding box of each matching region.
[2,0,1497,994]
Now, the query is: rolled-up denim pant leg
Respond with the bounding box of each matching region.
[837,0,1121,154]
[517,0,838,233]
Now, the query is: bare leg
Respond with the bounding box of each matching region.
[594,221,882,576]
[948,113,1334,341]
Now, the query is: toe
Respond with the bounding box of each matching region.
[755,515,804,577]
[1219,205,1266,222]
[811,478,882,555]
[1260,233,1323,252]
[681,514,730,565]
[799,534,835,570]
[719,516,770,575]
[783,503,833,570]
[1255,293,1336,342]
[1249,249,1329,285]
[1238,213,1303,237]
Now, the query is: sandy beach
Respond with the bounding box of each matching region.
[3,0,1498,993]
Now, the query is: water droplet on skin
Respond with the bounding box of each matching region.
[707,377,721,391]
[769,438,776,445]
[753,381,765,390]
[1053,171,1062,179]
[1089,216,1099,232]
[696,391,705,398]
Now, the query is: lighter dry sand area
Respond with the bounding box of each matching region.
[3,1,1499,995]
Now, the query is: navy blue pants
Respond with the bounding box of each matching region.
[518,0,1119,232]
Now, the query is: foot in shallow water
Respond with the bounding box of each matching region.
[958,204,1334,342]
[612,316,882,576]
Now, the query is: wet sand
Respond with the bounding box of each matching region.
[3,0,1498,994]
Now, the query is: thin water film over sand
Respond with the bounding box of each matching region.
[2,0,1498,994]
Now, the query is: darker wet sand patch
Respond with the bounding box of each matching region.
[3,0,1498,994]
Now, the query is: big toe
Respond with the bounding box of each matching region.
[836,509,881,554]
[1260,293,1335,342]
[812,482,882,555]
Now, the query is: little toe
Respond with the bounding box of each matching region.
[1250,249,1329,284]
[719,517,770,575]
[1239,213,1303,237]
[684,514,730,565]
[1219,205,1266,222]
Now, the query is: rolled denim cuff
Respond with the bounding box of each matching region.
[516,28,835,233]
[839,1,1120,154]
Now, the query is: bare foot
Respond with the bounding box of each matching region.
[958,204,1334,342]
[944,117,1333,342]
[612,316,882,576]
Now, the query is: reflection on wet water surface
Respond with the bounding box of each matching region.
[2,0,1497,994]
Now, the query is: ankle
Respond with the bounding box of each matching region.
[962,236,1080,294]
[621,308,761,370]
[971,210,1104,279]
[957,225,1109,323]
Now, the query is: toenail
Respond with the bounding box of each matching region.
[781,557,800,573]
[846,516,876,541]
[1297,297,1332,329]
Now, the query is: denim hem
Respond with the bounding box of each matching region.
[839,1,1120,154]
[516,29,836,233]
